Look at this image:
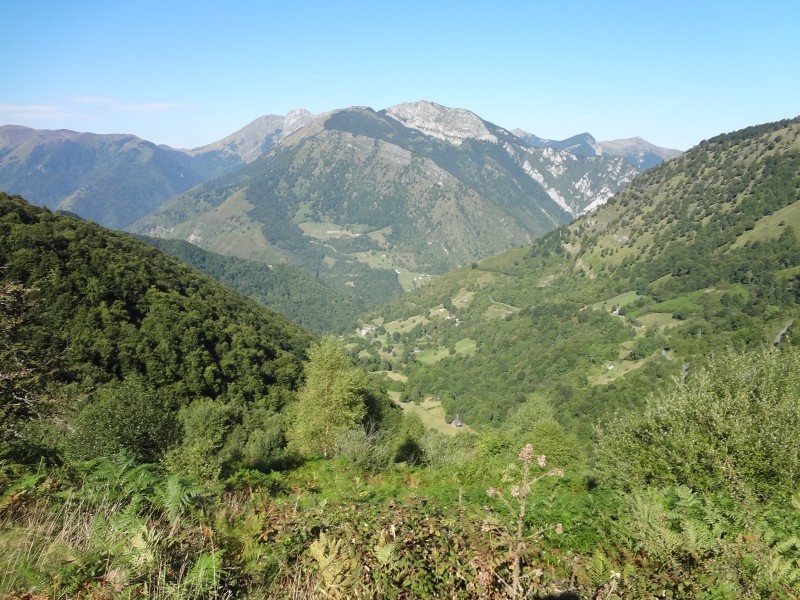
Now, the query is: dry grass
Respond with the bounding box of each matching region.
[0,485,225,599]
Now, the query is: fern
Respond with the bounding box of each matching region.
[766,534,800,588]
[586,549,612,586]
[184,549,225,595]
[674,485,699,509]
[0,468,44,511]
[310,532,351,597]
[158,473,205,523]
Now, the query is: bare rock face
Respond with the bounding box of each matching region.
[385,100,498,146]
[282,109,314,137]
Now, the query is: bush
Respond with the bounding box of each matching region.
[598,348,800,500]
[65,377,177,464]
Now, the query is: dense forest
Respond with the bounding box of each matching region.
[138,236,373,334]
[2,116,800,598]
[0,193,315,473]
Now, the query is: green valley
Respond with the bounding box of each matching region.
[350,117,800,436]
[131,102,650,307]
[1,114,800,599]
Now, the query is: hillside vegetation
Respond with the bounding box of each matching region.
[0,193,316,472]
[139,236,378,334]
[352,117,800,435]
[2,117,800,598]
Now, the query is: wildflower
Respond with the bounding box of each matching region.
[486,487,498,497]
[511,485,520,498]
[518,443,534,462]
[537,454,547,468]
[547,468,564,478]
[555,523,563,535]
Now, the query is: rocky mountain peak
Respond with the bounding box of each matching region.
[186,109,315,163]
[283,109,315,137]
[385,100,498,146]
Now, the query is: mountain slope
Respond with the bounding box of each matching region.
[353,116,800,432]
[139,235,372,333]
[131,101,645,304]
[184,109,314,164]
[0,191,312,412]
[0,126,222,229]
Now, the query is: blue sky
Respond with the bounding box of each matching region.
[2,0,798,150]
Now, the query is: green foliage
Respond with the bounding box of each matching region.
[0,279,54,461]
[627,334,663,360]
[287,336,371,458]
[0,193,312,468]
[184,550,226,596]
[166,398,238,481]
[391,412,426,466]
[65,376,178,463]
[141,235,372,333]
[526,419,585,471]
[599,347,800,500]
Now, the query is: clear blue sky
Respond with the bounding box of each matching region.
[2,0,798,150]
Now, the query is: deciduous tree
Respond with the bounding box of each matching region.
[288,336,369,458]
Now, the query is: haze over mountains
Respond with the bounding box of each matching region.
[0,100,678,234]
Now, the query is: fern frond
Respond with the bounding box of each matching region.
[586,550,610,586]
[675,485,699,508]
[184,549,225,594]
[158,473,205,523]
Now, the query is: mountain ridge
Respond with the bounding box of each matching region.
[130,101,669,306]
[1,101,678,232]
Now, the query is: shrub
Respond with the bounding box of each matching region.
[598,348,800,500]
[65,377,177,464]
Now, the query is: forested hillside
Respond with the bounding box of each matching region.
[0,193,316,472]
[2,118,800,598]
[139,236,376,333]
[352,117,800,433]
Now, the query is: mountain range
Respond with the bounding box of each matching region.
[125,101,679,303]
[512,130,682,170]
[0,102,678,278]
